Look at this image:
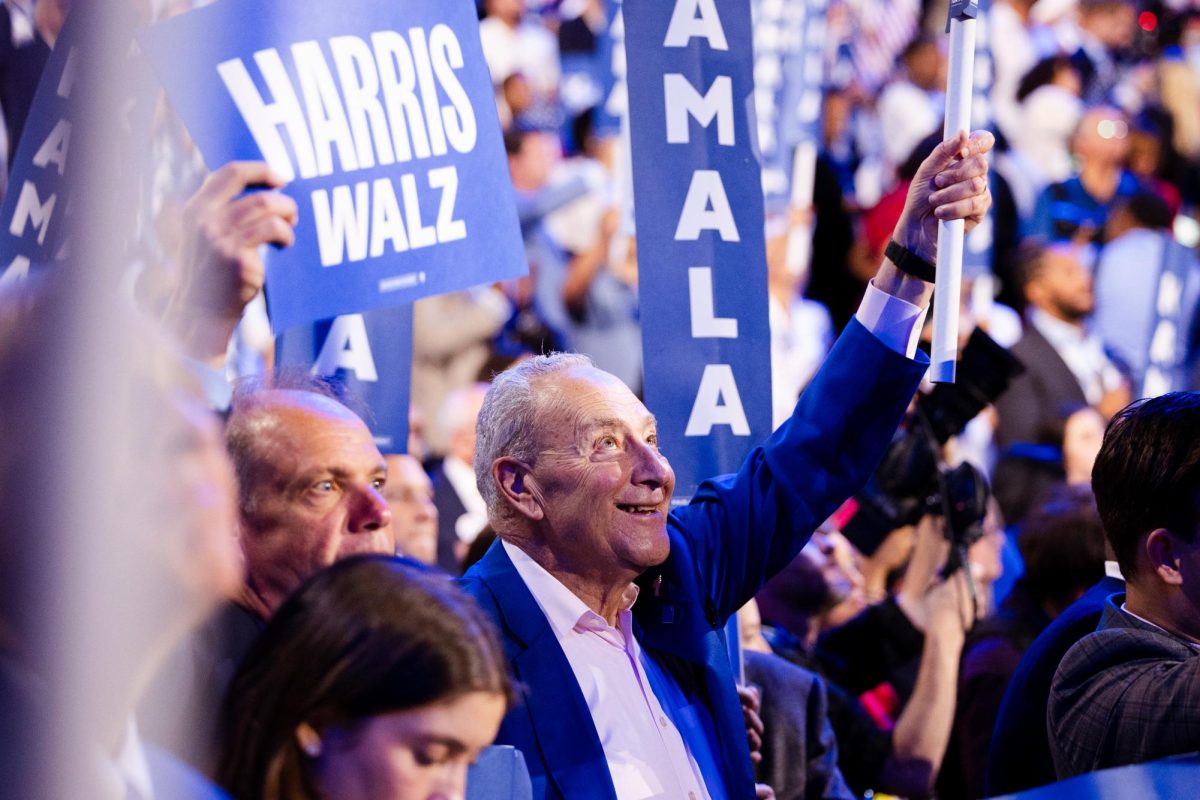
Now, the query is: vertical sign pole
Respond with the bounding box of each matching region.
[930,0,979,383]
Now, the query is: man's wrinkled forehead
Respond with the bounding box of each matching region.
[533,366,653,437]
[234,388,363,424]
[233,390,379,464]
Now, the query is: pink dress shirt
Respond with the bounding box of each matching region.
[503,541,712,799]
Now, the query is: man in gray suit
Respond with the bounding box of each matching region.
[1049,392,1200,778]
[993,241,1130,524]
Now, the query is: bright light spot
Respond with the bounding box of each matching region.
[1175,215,1200,248]
[1097,119,1128,140]
[1139,11,1157,31]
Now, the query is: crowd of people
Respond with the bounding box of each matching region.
[1,0,1199,798]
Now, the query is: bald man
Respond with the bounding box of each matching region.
[143,381,396,771]
[225,386,395,618]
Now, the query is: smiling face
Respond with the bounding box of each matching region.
[522,367,675,582]
[311,691,507,800]
[233,392,395,616]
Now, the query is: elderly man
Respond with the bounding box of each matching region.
[459,131,993,800]
[1028,105,1142,242]
[1048,392,1200,778]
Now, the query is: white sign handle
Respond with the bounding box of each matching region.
[931,8,977,384]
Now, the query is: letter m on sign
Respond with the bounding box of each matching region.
[9,181,56,245]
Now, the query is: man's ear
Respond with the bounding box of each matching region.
[1146,528,1184,586]
[493,457,543,521]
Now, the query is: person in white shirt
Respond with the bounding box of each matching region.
[478,0,560,113]
[875,35,945,184]
[990,0,1042,146]
[0,284,241,798]
[430,383,492,574]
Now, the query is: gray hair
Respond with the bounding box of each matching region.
[474,352,595,522]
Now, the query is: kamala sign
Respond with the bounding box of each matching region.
[625,0,773,500]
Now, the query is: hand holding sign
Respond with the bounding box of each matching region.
[165,161,298,365]
[892,130,993,262]
[877,131,993,305]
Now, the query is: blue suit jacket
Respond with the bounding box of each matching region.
[460,321,926,800]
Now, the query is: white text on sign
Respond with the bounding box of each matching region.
[217,26,474,268]
[664,0,751,438]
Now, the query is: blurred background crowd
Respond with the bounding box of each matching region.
[1,0,1199,798]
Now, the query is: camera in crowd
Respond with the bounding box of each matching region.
[842,328,1025,562]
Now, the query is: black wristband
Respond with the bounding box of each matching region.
[884,239,936,283]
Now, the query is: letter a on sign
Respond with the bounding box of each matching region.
[685,364,750,436]
[312,314,379,381]
[675,170,739,241]
[663,0,729,50]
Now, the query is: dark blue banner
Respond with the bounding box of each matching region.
[0,13,75,283]
[275,304,413,454]
[1142,237,1197,397]
[138,0,526,332]
[625,0,772,502]
[560,0,625,138]
[0,7,156,287]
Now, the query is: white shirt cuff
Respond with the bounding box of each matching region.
[855,280,929,359]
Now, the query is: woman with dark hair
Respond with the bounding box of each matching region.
[218,556,513,800]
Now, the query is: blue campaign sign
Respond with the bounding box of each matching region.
[0,9,84,282]
[0,6,156,287]
[596,0,627,138]
[752,0,822,206]
[138,0,526,332]
[624,0,773,502]
[275,303,414,455]
[560,0,625,138]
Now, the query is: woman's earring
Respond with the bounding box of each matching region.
[296,722,323,758]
